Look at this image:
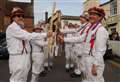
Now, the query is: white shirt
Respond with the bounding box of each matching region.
[6,22,47,55]
[92,25,109,65]
[31,40,48,54]
[64,23,91,43]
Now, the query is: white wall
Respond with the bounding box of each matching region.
[109,40,120,57]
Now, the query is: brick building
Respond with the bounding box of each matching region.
[0,0,34,32]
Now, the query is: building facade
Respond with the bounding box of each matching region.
[0,0,6,32]
[83,0,100,12]
[100,1,110,19]
[101,0,120,35]
[100,1,111,32]
[47,10,80,29]
[0,0,34,32]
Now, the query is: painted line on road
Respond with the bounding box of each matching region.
[107,60,120,68]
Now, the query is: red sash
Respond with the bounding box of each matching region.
[84,22,100,42]
[84,22,101,56]
[79,23,89,35]
[84,24,93,42]
[90,29,98,49]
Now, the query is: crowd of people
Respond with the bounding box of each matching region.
[63,23,80,29]
[109,28,120,41]
[6,6,109,82]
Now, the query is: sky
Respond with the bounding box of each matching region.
[34,0,110,24]
[9,0,110,24]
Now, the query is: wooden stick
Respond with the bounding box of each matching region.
[48,2,56,56]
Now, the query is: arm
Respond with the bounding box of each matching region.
[31,40,48,46]
[64,33,86,43]
[60,28,77,34]
[11,26,47,41]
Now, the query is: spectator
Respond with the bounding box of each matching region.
[109,28,119,40]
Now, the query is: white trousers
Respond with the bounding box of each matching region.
[9,54,31,82]
[32,52,45,74]
[73,55,83,74]
[54,44,59,56]
[65,44,74,68]
[82,56,105,82]
[30,52,45,82]
[43,46,54,67]
[72,45,84,74]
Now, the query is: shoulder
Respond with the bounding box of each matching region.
[10,22,21,30]
[97,26,109,37]
[6,23,14,32]
[6,22,22,35]
[98,26,108,33]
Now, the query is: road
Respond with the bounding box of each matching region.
[0,55,120,82]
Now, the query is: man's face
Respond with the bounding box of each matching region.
[35,29,41,32]
[80,17,87,24]
[89,12,102,24]
[34,28,43,33]
[14,15,24,22]
[13,15,25,27]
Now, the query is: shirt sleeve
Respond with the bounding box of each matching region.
[64,33,86,43]
[60,28,77,34]
[31,40,48,46]
[11,26,47,41]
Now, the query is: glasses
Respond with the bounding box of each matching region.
[16,15,24,18]
[89,12,101,16]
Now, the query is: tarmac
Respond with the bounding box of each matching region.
[0,54,120,82]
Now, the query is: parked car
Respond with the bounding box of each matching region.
[0,46,9,59]
[0,32,6,40]
[0,32,9,59]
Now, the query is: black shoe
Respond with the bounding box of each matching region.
[70,72,81,78]
[66,68,71,73]
[39,71,47,77]
[70,67,74,72]
[66,67,74,73]
[49,66,53,70]
[44,67,49,71]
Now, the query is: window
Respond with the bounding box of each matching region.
[9,0,31,3]
[110,0,117,15]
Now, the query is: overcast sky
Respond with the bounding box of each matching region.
[9,0,110,24]
[34,0,110,24]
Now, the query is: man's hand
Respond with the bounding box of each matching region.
[17,20,25,28]
[57,34,64,44]
[47,30,53,37]
[91,64,97,76]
